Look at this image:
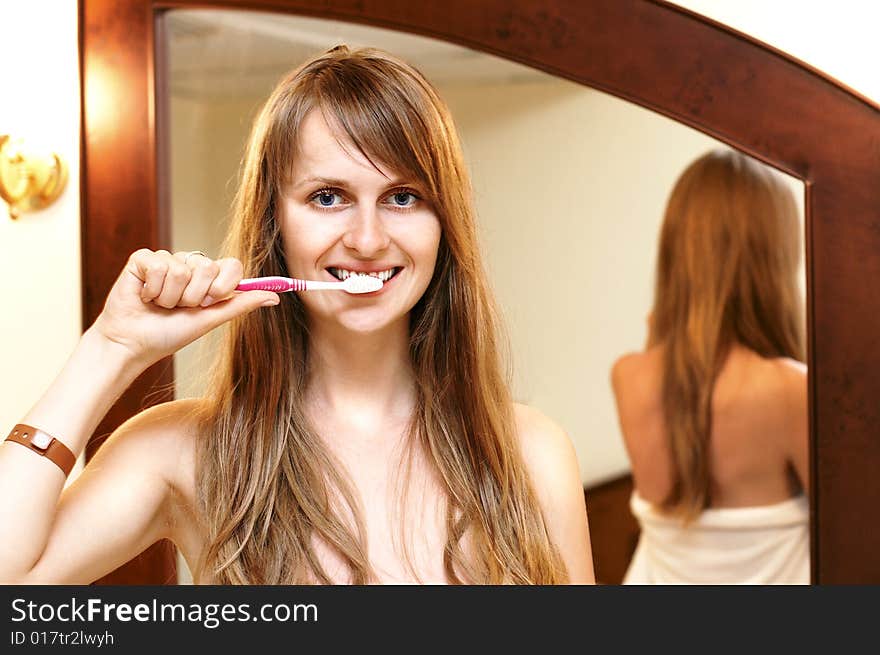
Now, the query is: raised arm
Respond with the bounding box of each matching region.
[0,249,278,583]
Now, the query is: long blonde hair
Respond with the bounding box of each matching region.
[194,46,566,583]
[648,149,805,520]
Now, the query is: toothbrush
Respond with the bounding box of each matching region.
[235,275,383,294]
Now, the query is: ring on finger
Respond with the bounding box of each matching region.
[184,250,208,266]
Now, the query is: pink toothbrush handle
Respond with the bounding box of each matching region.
[235,276,306,292]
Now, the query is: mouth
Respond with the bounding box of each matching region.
[326,266,403,284]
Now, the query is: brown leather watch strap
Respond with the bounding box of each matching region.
[5,424,77,477]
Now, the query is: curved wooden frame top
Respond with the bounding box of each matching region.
[80,0,880,584]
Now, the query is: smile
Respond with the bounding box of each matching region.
[327,267,402,282]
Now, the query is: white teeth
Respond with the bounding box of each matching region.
[330,267,396,281]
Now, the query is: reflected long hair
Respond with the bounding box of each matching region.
[648,149,805,521]
[194,46,565,583]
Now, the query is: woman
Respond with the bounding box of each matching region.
[0,46,593,584]
[611,149,808,584]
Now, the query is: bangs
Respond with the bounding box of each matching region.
[311,57,443,204]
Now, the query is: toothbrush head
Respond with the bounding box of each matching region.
[342,274,384,294]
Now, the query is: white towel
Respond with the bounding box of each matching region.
[623,492,809,584]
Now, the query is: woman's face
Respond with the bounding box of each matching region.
[279,110,442,334]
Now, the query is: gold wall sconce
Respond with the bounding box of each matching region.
[0,135,68,219]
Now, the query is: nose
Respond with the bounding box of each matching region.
[341,203,391,256]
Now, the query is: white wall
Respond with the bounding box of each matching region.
[0,1,82,486]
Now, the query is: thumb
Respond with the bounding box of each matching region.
[195,291,280,330]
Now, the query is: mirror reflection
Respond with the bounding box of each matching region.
[165,9,807,584]
[612,149,808,583]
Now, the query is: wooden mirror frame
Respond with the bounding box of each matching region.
[79,0,880,584]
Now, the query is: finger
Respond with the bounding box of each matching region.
[193,289,280,332]
[154,251,193,308]
[172,250,209,268]
[126,249,169,303]
[176,254,221,307]
[203,257,245,306]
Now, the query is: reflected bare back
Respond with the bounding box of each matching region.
[612,343,808,510]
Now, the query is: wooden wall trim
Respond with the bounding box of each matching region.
[80,0,176,585]
[585,475,639,585]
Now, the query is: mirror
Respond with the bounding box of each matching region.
[164,9,808,584]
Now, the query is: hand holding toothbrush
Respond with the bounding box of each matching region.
[90,249,383,370]
[89,249,278,368]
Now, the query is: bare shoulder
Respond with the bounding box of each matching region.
[513,403,578,473]
[107,397,204,452]
[610,348,662,420]
[773,356,807,381]
[610,350,643,388]
[512,403,594,583]
[513,403,583,509]
[94,397,204,492]
[737,346,805,384]
[610,348,660,391]
[769,356,807,410]
[744,353,806,402]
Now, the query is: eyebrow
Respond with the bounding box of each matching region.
[291,175,412,190]
[292,176,347,190]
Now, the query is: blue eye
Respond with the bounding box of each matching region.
[310,189,344,208]
[387,191,418,208]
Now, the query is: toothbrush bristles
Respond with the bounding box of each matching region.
[344,274,384,293]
